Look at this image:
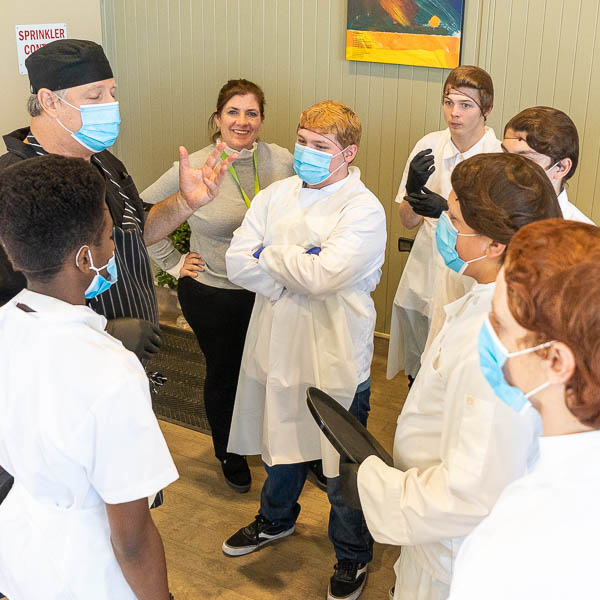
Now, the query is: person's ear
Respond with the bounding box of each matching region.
[214,110,221,130]
[74,246,92,274]
[486,239,506,260]
[555,158,572,182]
[37,88,61,117]
[343,144,358,163]
[547,342,576,385]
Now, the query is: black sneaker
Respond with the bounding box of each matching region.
[308,459,328,491]
[327,560,368,600]
[222,514,295,556]
[221,453,251,493]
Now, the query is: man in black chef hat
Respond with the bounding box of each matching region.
[0,39,235,341]
[0,39,236,504]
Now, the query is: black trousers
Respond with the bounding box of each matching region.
[177,277,255,460]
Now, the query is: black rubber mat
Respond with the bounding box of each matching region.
[147,324,210,434]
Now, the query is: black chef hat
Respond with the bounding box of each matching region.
[25,39,113,94]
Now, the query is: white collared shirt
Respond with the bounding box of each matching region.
[0,289,177,508]
[0,289,178,597]
[449,429,600,600]
[557,189,595,224]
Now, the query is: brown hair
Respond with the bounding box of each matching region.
[504,106,579,183]
[451,153,562,252]
[443,65,494,115]
[298,100,362,148]
[504,220,600,428]
[208,79,265,143]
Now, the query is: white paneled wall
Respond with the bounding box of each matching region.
[101,0,600,333]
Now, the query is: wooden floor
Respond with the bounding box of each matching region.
[154,336,409,600]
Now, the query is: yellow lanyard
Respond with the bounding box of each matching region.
[221,150,259,208]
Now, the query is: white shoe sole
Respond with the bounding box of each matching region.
[222,525,295,556]
[327,568,368,600]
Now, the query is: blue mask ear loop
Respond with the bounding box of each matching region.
[448,214,489,270]
[485,316,556,398]
[298,128,351,167]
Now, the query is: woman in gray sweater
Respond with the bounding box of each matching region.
[142,79,293,492]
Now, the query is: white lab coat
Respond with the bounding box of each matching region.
[387,128,501,379]
[225,168,387,476]
[358,283,541,600]
[449,429,600,600]
[0,290,178,599]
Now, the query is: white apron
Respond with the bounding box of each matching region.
[387,217,439,379]
[227,172,384,477]
[387,128,502,379]
[0,482,136,599]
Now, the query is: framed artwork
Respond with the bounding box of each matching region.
[346,0,465,69]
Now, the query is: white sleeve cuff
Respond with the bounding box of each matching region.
[166,254,187,278]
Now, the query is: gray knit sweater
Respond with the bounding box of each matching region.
[141,141,294,289]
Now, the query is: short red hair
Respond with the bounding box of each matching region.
[505,220,600,427]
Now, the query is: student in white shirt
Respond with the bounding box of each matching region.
[0,155,178,600]
[502,106,595,224]
[388,65,501,382]
[449,219,600,600]
[344,153,561,600]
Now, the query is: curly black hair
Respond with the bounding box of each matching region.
[0,154,106,282]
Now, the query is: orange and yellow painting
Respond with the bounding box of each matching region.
[346,0,464,68]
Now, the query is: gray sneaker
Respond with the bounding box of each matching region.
[222,514,295,556]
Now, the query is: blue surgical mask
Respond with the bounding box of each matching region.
[478,315,554,413]
[55,95,121,152]
[76,246,118,299]
[293,144,348,185]
[436,212,486,274]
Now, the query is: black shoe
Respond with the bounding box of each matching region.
[308,459,328,491]
[222,514,295,556]
[327,560,368,600]
[221,453,251,493]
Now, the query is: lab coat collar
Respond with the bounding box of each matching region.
[6,289,107,331]
[299,167,359,199]
[537,429,600,476]
[441,126,496,161]
[443,281,495,319]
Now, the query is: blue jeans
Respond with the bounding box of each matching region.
[260,386,374,564]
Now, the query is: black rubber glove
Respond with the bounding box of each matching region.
[106,317,162,361]
[404,186,448,218]
[339,462,362,510]
[405,149,435,194]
